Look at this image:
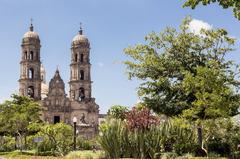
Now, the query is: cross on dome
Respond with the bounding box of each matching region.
[79,22,83,35]
[30,18,34,31]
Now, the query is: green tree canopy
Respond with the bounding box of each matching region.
[107,105,128,120]
[183,0,240,20]
[36,123,73,156]
[0,94,41,139]
[124,17,240,119]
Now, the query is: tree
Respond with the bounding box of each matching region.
[124,17,240,155]
[182,0,240,20]
[36,123,73,156]
[107,105,129,120]
[124,17,239,117]
[182,65,239,120]
[0,94,41,149]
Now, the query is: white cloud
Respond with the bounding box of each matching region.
[97,62,104,67]
[113,60,122,65]
[188,19,213,35]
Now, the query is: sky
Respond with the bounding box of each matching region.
[0,0,240,113]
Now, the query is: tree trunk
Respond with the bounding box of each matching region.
[197,126,202,147]
[196,125,207,157]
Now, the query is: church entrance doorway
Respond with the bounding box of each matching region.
[54,116,60,124]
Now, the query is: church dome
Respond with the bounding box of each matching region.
[72,26,89,45]
[23,23,40,40]
[23,31,39,39]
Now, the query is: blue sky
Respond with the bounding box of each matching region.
[0,0,239,113]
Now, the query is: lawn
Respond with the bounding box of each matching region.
[0,151,228,159]
[0,151,105,159]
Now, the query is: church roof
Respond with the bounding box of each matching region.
[72,25,89,45]
[23,23,40,40]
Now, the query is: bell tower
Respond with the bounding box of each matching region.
[19,22,41,100]
[69,25,92,101]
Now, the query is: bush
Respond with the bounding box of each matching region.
[207,138,230,157]
[34,123,73,156]
[65,150,106,159]
[76,136,97,150]
[98,108,197,159]
[107,105,128,120]
[0,136,15,152]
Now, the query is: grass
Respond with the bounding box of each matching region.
[0,151,228,159]
[65,151,105,159]
[0,151,61,159]
[0,151,105,159]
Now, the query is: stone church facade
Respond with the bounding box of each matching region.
[19,23,99,138]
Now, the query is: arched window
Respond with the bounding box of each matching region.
[79,87,85,101]
[28,68,34,79]
[27,86,34,98]
[80,54,84,62]
[80,70,84,80]
[24,51,28,60]
[74,54,78,62]
[30,51,34,60]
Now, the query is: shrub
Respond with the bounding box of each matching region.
[125,107,160,132]
[98,108,196,159]
[65,150,106,159]
[35,123,73,156]
[0,136,15,152]
[98,119,127,158]
[107,105,128,120]
[207,138,230,157]
[76,136,96,150]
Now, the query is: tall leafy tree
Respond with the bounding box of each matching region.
[0,94,41,149]
[124,17,240,118]
[182,0,240,20]
[124,17,240,154]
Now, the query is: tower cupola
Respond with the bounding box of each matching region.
[22,22,40,42]
[72,25,89,46]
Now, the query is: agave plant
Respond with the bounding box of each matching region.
[98,108,196,159]
[98,119,127,158]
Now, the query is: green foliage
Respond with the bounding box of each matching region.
[168,118,198,155]
[65,151,105,159]
[0,94,41,134]
[35,123,73,156]
[0,151,63,158]
[0,94,42,150]
[124,17,240,118]
[98,119,126,158]
[98,118,196,159]
[202,118,240,157]
[207,138,230,156]
[183,0,240,20]
[0,136,15,152]
[182,65,239,120]
[76,136,96,150]
[107,105,128,120]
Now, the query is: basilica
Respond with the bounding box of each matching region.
[18,23,99,138]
